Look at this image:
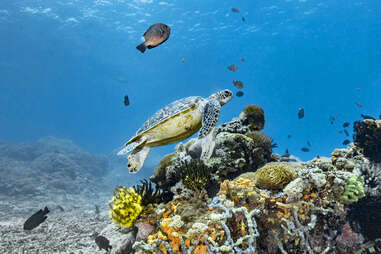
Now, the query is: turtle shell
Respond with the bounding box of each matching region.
[135,96,203,136]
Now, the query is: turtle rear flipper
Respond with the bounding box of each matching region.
[200,131,216,161]
[118,137,147,156]
[128,146,151,173]
[199,98,221,138]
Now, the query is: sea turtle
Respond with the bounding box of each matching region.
[118,89,233,173]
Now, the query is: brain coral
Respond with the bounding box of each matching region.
[254,162,298,190]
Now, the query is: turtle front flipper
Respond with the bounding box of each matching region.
[127,146,151,173]
[198,98,221,138]
[118,137,147,156]
[198,98,220,161]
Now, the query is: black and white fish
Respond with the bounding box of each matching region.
[23,207,49,230]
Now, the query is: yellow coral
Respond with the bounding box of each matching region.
[109,186,142,227]
[254,162,298,190]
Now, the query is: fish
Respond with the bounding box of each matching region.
[356,88,361,91]
[231,7,240,13]
[316,155,320,159]
[329,115,335,125]
[136,23,171,53]
[23,207,49,230]
[281,149,290,158]
[236,91,244,97]
[288,134,292,139]
[227,64,238,72]
[344,129,349,137]
[124,95,130,106]
[298,107,304,119]
[233,80,244,89]
[240,57,245,61]
[343,139,351,145]
[307,141,311,147]
[361,114,376,120]
[354,102,362,108]
[95,235,112,251]
[181,58,186,63]
[339,130,343,134]
[343,122,350,128]
[242,16,246,22]
[301,147,310,152]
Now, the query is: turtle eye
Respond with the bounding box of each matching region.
[127,163,131,167]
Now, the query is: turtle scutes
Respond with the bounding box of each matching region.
[118,89,233,173]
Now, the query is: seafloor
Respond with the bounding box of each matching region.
[1,105,381,254]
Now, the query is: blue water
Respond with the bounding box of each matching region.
[1,0,380,176]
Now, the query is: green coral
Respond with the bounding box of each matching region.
[339,175,366,204]
[254,162,298,190]
[109,186,142,227]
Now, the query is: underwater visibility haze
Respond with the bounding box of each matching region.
[1,0,381,253]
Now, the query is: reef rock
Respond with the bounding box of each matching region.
[353,119,381,162]
[0,137,110,197]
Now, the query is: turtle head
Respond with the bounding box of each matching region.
[211,89,233,106]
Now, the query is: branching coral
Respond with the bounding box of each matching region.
[109,186,142,227]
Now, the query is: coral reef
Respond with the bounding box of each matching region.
[353,119,381,162]
[105,105,381,254]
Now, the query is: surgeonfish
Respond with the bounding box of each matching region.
[136,23,171,53]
